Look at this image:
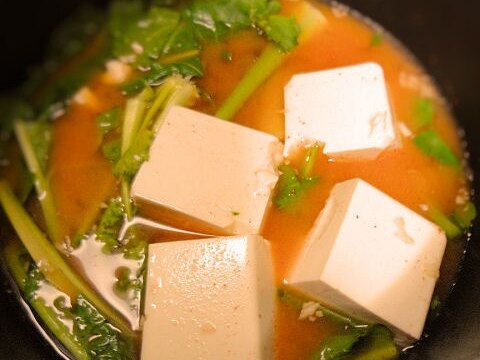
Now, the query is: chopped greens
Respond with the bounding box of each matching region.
[412,98,435,128]
[428,205,462,240]
[7,243,136,359]
[413,129,460,167]
[453,201,477,229]
[0,181,133,338]
[5,243,90,360]
[215,3,322,120]
[110,0,300,94]
[114,76,198,219]
[102,139,122,163]
[278,287,397,360]
[66,295,136,359]
[96,197,125,253]
[428,201,477,241]
[274,145,320,211]
[96,107,122,137]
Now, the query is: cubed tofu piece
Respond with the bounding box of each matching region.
[131,106,283,235]
[287,178,446,343]
[141,235,275,360]
[284,62,397,159]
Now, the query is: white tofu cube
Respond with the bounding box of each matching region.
[287,178,446,343]
[284,62,397,159]
[131,106,283,235]
[141,235,275,360]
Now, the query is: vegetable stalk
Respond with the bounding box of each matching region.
[0,180,133,337]
[13,120,61,246]
[215,2,327,121]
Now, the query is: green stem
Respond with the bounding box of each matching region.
[121,87,154,155]
[301,144,320,179]
[0,180,133,337]
[277,286,362,328]
[121,179,134,220]
[215,3,328,121]
[5,242,89,360]
[215,44,284,121]
[13,120,61,246]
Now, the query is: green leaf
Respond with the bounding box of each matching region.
[310,331,366,360]
[0,181,133,337]
[96,197,125,253]
[413,129,460,167]
[309,325,397,360]
[14,120,60,245]
[259,14,300,52]
[102,138,122,163]
[412,98,435,128]
[70,295,136,359]
[277,287,360,327]
[97,107,121,137]
[24,262,44,301]
[122,58,203,95]
[5,244,89,360]
[110,4,183,67]
[274,145,320,211]
[349,325,397,360]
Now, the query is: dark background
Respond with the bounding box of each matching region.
[0,1,479,359]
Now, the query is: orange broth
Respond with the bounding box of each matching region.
[45,1,468,358]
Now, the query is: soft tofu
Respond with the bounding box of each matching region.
[287,178,446,343]
[141,235,275,360]
[284,62,397,159]
[131,106,283,235]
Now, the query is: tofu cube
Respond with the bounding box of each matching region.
[287,178,446,343]
[284,62,397,159]
[141,235,275,360]
[131,106,283,235]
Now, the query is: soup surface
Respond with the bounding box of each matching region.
[0,0,474,359]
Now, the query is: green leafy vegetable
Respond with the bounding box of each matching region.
[310,331,368,360]
[0,180,133,338]
[24,261,44,301]
[13,119,61,245]
[96,197,125,253]
[453,201,477,229]
[309,325,397,360]
[427,201,477,241]
[277,287,359,327]
[187,0,299,51]
[412,98,435,128]
[278,287,397,360]
[110,0,300,94]
[5,243,89,360]
[215,44,285,120]
[102,139,122,163]
[350,325,398,360]
[428,205,462,240]
[67,295,136,359]
[413,129,460,166]
[215,2,322,120]
[114,76,198,219]
[273,145,320,211]
[97,107,121,137]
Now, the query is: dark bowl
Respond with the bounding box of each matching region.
[1,1,479,359]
